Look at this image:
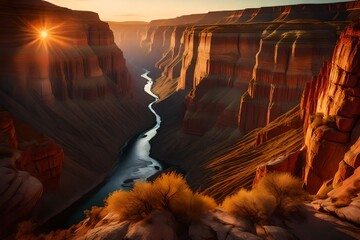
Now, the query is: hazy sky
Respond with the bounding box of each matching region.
[46,0,353,22]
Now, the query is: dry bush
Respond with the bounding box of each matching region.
[255,173,306,218]
[16,221,37,240]
[222,173,306,223]
[106,182,154,222]
[222,189,276,224]
[311,113,335,128]
[105,172,216,223]
[84,206,106,226]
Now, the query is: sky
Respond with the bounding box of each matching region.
[46,0,353,22]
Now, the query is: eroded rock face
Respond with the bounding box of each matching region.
[0,111,18,149]
[0,150,43,238]
[312,166,360,225]
[301,19,360,193]
[18,139,64,191]
[0,0,131,104]
[0,110,64,191]
[124,2,356,137]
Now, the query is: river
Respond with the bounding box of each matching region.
[64,70,162,225]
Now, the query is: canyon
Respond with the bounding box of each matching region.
[1,0,360,239]
[0,0,154,237]
[110,1,360,191]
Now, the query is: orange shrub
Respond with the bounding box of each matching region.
[105,172,216,223]
[222,173,306,223]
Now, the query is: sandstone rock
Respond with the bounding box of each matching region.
[226,228,262,240]
[0,151,43,237]
[344,137,360,169]
[0,111,18,149]
[0,0,131,104]
[18,139,64,190]
[253,151,301,187]
[256,225,296,240]
[333,160,354,187]
[328,167,360,206]
[311,167,360,225]
[335,116,357,132]
[314,125,350,144]
[302,20,360,193]
[125,210,178,240]
[334,197,360,225]
[188,221,217,240]
[211,210,254,232]
[78,221,129,240]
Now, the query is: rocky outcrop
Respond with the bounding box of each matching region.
[0,111,19,149]
[18,139,64,191]
[0,110,64,191]
[31,206,360,240]
[0,149,43,238]
[312,166,360,225]
[0,0,131,104]
[301,19,360,193]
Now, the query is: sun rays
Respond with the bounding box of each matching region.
[18,17,74,51]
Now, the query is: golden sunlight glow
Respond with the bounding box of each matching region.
[19,18,72,51]
[40,30,48,39]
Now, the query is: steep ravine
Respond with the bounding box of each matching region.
[0,0,154,236]
[110,1,360,181]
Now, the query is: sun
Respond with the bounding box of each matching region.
[19,18,71,50]
[40,30,48,38]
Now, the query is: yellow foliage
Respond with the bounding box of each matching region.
[311,113,335,128]
[255,173,305,218]
[105,172,216,223]
[222,189,276,223]
[222,173,306,223]
[84,206,107,226]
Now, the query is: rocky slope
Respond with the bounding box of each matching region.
[0,110,64,237]
[0,0,154,235]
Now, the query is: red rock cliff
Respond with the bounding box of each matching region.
[301,19,360,193]
[125,2,355,137]
[0,0,131,103]
[0,0,155,233]
[0,109,64,237]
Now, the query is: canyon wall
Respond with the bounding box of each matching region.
[0,109,64,237]
[108,2,360,175]
[108,21,148,62]
[301,19,360,193]
[203,18,360,203]
[0,0,155,234]
[0,0,131,103]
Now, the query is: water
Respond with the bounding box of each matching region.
[65,69,162,225]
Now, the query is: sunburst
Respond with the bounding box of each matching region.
[18,17,73,51]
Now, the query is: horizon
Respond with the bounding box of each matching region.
[46,0,354,22]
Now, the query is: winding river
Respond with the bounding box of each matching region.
[65,70,162,225]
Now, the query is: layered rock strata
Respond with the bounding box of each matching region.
[301,19,360,193]
[115,1,358,142]
[0,0,154,233]
[0,150,43,237]
[0,0,131,104]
